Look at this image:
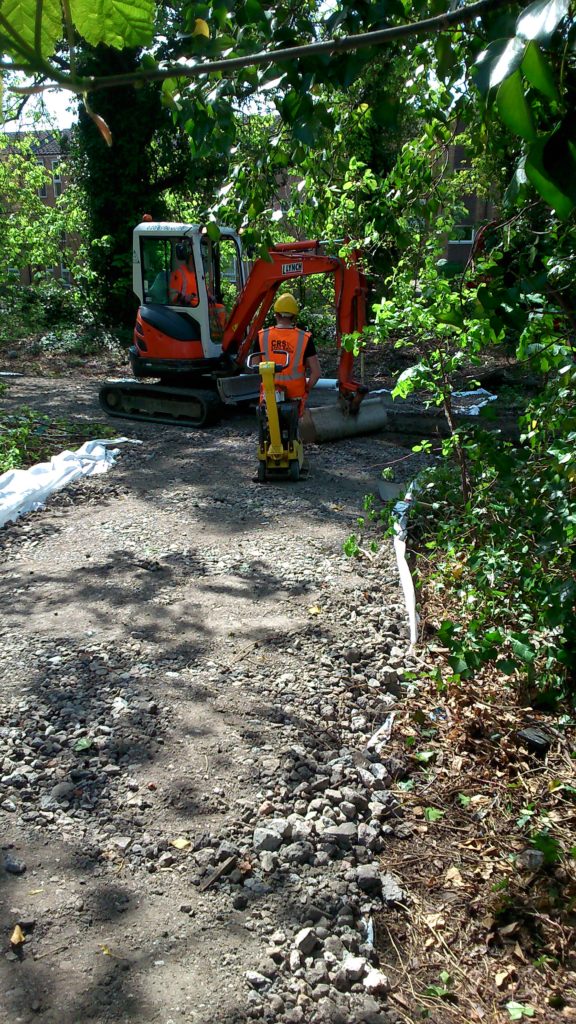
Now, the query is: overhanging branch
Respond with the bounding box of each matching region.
[15,0,518,95]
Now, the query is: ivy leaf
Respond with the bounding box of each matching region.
[496,71,537,141]
[521,40,559,100]
[516,0,570,42]
[424,807,445,822]
[69,0,155,50]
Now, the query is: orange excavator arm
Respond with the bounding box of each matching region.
[222,241,368,407]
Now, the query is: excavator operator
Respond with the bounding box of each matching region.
[169,240,199,306]
[257,292,321,414]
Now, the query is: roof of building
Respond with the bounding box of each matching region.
[2,128,72,155]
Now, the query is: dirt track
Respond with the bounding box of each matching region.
[1,375,418,1024]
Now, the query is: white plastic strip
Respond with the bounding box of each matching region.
[0,437,139,529]
[394,529,419,646]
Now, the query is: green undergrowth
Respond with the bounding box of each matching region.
[0,404,118,474]
[408,368,576,707]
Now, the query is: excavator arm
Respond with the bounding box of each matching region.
[222,241,368,409]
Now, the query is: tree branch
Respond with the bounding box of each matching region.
[12,0,518,95]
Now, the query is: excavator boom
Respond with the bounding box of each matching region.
[222,241,368,404]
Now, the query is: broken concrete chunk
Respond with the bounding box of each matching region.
[293,926,318,956]
[363,968,390,994]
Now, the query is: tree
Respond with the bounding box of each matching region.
[0,133,70,278]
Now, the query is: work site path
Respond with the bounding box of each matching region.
[1,375,422,1024]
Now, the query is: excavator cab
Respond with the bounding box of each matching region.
[130,223,246,382]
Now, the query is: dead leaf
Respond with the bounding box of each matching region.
[513,942,528,964]
[424,912,446,930]
[87,110,113,147]
[10,924,25,946]
[479,862,495,880]
[307,605,322,615]
[499,921,519,938]
[445,866,465,887]
[99,944,113,956]
[170,837,191,851]
[192,18,210,37]
[495,967,514,988]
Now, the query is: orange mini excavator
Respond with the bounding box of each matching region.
[99,221,368,428]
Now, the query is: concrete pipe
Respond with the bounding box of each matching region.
[301,397,390,443]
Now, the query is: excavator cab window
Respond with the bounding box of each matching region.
[142,237,172,305]
[200,235,242,341]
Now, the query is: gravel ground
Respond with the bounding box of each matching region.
[1,375,427,1024]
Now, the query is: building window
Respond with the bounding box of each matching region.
[60,265,72,285]
[450,224,475,244]
[52,159,62,197]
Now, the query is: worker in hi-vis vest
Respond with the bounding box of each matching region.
[169,240,199,306]
[257,292,321,415]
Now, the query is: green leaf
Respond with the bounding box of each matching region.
[489,37,527,90]
[435,35,459,81]
[496,71,537,141]
[504,157,530,206]
[510,635,536,663]
[74,736,93,752]
[424,807,445,822]
[531,829,562,864]
[473,39,522,96]
[516,0,570,42]
[205,222,221,242]
[521,41,559,100]
[496,658,518,675]
[425,985,451,998]
[458,793,472,807]
[506,1001,535,1020]
[0,0,62,59]
[448,655,470,676]
[525,137,576,217]
[292,118,317,147]
[414,750,436,764]
[69,0,155,49]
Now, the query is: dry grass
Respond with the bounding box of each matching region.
[373,656,576,1023]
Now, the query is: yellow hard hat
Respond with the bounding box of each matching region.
[274,292,299,316]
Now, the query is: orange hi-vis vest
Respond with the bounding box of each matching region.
[169,264,199,305]
[258,326,311,400]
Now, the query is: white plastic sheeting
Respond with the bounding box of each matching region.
[391,487,421,647]
[0,438,137,529]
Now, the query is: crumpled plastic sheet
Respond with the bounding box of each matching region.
[0,437,139,529]
[452,387,497,416]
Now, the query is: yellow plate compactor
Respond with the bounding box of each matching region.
[256,360,305,483]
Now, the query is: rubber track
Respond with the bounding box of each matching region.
[99,382,223,428]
